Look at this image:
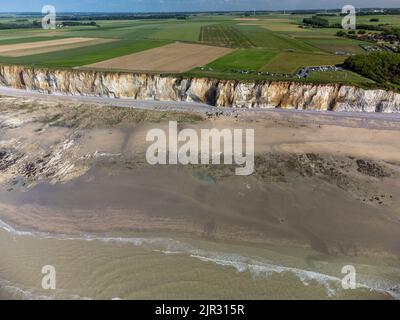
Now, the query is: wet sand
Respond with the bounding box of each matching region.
[0,96,400,299]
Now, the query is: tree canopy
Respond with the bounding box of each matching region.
[344,52,400,86]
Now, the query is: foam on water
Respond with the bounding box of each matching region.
[0,218,398,299]
[0,279,51,300]
[0,279,92,300]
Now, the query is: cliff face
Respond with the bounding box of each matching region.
[0,64,399,112]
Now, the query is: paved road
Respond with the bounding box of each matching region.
[1,86,400,123]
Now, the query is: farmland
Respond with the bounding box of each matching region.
[199,25,254,47]
[307,70,376,84]
[0,11,398,87]
[0,37,115,57]
[85,42,233,73]
[207,49,277,71]
[262,52,347,74]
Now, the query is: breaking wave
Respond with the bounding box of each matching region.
[0,279,92,300]
[0,218,398,299]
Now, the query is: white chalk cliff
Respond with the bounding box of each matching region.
[0,65,399,112]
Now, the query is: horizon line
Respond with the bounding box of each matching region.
[0,7,399,14]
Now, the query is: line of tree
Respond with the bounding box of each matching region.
[302,16,329,28]
[355,10,400,16]
[382,28,400,40]
[315,13,337,17]
[59,21,98,27]
[336,27,400,41]
[305,18,394,33]
[330,22,390,31]
[302,17,386,30]
[0,20,98,29]
[0,21,42,29]
[56,14,188,21]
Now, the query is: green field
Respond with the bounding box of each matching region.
[207,49,277,70]
[300,38,369,54]
[234,25,318,51]
[199,25,253,47]
[149,21,216,42]
[0,36,68,45]
[262,52,347,74]
[0,11,397,88]
[307,70,375,84]
[0,39,170,67]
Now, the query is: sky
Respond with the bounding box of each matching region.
[0,0,400,13]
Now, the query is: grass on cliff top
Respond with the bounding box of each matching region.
[307,71,375,84]
[206,48,278,71]
[261,51,347,74]
[181,69,380,90]
[203,48,348,77]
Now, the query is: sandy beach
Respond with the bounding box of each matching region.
[0,94,399,299]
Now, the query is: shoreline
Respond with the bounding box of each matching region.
[0,216,398,300]
[0,93,399,300]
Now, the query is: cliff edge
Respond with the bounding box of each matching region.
[0,65,399,112]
